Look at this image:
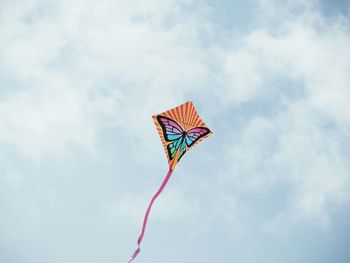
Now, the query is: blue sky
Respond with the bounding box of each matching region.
[0,0,350,262]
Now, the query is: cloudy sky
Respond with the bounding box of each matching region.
[1,0,350,262]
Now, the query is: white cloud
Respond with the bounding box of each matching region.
[224,49,264,102]
[0,83,118,160]
[1,2,350,260]
[0,0,210,160]
[221,1,350,230]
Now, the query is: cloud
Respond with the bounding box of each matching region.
[0,84,118,160]
[1,0,344,230]
[0,0,211,160]
[220,0,350,230]
[1,0,350,262]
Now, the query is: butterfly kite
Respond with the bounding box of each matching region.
[128,101,212,262]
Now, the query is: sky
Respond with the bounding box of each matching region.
[0,0,350,262]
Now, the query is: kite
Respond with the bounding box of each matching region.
[128,101,212,262]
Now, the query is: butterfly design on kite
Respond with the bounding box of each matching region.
[129,102,212,263]
[156,115,211,163]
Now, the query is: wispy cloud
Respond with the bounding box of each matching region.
[1,0,349,262]
[220,0,350,231]
[0,0,210,160]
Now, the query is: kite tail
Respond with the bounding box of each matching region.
[128,168,173,263]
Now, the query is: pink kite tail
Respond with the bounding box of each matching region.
[128,168,173,263]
